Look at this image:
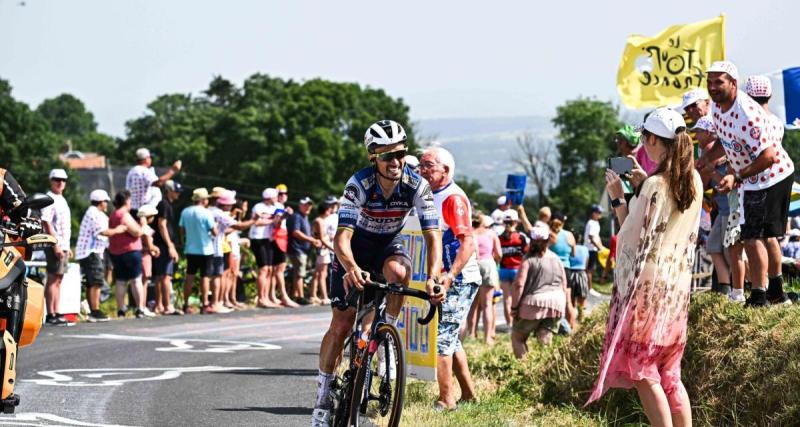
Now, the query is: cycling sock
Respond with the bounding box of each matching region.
[315,370,334,410]
[385,313,397,326]
[730,288,744,299]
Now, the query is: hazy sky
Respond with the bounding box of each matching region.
[2,0,798,137]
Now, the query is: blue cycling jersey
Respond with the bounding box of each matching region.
[338,165,438,242]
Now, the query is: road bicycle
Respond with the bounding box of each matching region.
[329,279,440,427]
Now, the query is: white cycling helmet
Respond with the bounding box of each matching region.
[364,120,407,153]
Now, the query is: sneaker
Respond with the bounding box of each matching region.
[310,408,331,427]
[88,310,110,322]
[729,293,746,303]
[47,314,73,326]
[767,291,792,305]
[140,307,156,317]
[117,309,127,318]
[215,305,233,314]
[745,291,768,308]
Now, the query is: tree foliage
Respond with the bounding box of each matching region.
[37,93,118,157]
[548,98,621,228]
[120,75,417,201]
[512,132,557,207]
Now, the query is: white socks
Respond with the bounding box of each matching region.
[315,370,334,409]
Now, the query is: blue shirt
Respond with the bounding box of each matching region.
[569,245,590,270]
[179,205,215,256]
[287,211,312,256]
[549,230,572,268]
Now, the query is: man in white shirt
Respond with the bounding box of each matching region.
[125,147,182,213]
[41,169,73,326]
[583,204,605,297]
[709,61,795,306]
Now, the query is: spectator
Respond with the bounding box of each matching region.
[511,224,572,358]
[466,213,502,344]
[210,190,255,313]
[125,147,181,213]
[583,204,605,297]
[491,195,511,235]
[679,88,710,122]
[588,107,702,425]
[75,190,127,322]
[548,211,577,328]
[287,197,322,304]
[615,124,658,176]
[249,188,281,308]
[226,199,249,309]
[108,191,154,318]
[535,206,551,228]
[498,209,529,328]
[179,188,218,314]
[568,236,590,321]
[137,205,160,311]
[273,184,296,307]
[693,116,732,296]
[310,196,338,305]
[419,146,480,409]
[153,180,183,315]
[708,61,795,306]
[41,168,73,326]
[783,229,800,259]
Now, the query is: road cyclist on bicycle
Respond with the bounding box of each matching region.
[311,120,444,427]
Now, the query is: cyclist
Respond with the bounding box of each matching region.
[311,120,443,427]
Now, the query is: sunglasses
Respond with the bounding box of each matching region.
[51,178,67,183]
[376,150,407,162]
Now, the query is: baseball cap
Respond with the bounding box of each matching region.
[745,75,772,98]
[165,180,183,193]
[49,169,68,180]
[642,107,687,140]
[691,115,715,133]
[192,187,210,201]
[276,184,288,193]
[591,204,604,214]
[679,88,709,111]
[299,196,313,205]
[531,224,550,241]
[706,61,739,81]
[323,195,339,205]
[217,190,236,206]
[135,148,151,160]
[210,187,227,198]
[615,124,641,146]
[503,210,519,222]
[262,188,278,200]
[136,204,158,218]
[497,195,508,206]
[89,189,110,202]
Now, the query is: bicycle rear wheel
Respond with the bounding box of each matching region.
[349,324,405,427]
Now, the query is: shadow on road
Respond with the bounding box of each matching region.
[216,406,313,416]
[212,368,318,377]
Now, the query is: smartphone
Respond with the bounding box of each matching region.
[607,157,634,176]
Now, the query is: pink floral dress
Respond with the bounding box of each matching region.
[586,171,703,413]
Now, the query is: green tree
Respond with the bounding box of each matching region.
[783,129,800,179]
[548,98,621,230]
[37,93,118,156]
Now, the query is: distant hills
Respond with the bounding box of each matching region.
[416,116,557,193]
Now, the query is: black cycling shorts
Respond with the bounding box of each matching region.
[329,233,409,310]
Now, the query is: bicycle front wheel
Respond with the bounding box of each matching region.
[349,324,406,427]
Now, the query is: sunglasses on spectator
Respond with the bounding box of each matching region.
[376,150,407,162]
[51,178,67,183]
[278,192,287,195]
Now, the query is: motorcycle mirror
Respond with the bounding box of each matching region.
[20,193,54,211]
[24,234,57,250]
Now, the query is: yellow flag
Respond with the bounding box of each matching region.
[617,16,725,109]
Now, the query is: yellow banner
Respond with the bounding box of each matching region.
[617,16,725,109]
[396,216,437,381]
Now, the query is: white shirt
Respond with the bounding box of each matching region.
[248,202,278,240]
[75,206,109,260]
[209,206,236,257]
[126,165,158,210]
[433,182,481,284]
[41,191,71,249]
[584,219,601,252]
[711,90,794,191]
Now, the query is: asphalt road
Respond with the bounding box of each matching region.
[0,291,610,427]
[3,305,332,427]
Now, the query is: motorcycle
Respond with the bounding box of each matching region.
[0,193,57,413]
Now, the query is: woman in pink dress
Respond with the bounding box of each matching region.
[587,108,702,426]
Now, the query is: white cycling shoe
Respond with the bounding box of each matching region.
[310,408,331,427]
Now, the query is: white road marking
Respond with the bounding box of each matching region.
[65,334,281,353]
[0,412,137,427]
[23,366,260,387]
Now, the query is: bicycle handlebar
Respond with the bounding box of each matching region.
[340,281,441,325]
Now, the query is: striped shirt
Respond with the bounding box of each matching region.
[75,206,109,260]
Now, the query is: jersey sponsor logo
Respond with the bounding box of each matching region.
[343,184,360,203]
[420,185,434,203]
[402,173,420,189]
[360,176,374,190]
[389,200,409,208]
[750,126,762,140]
